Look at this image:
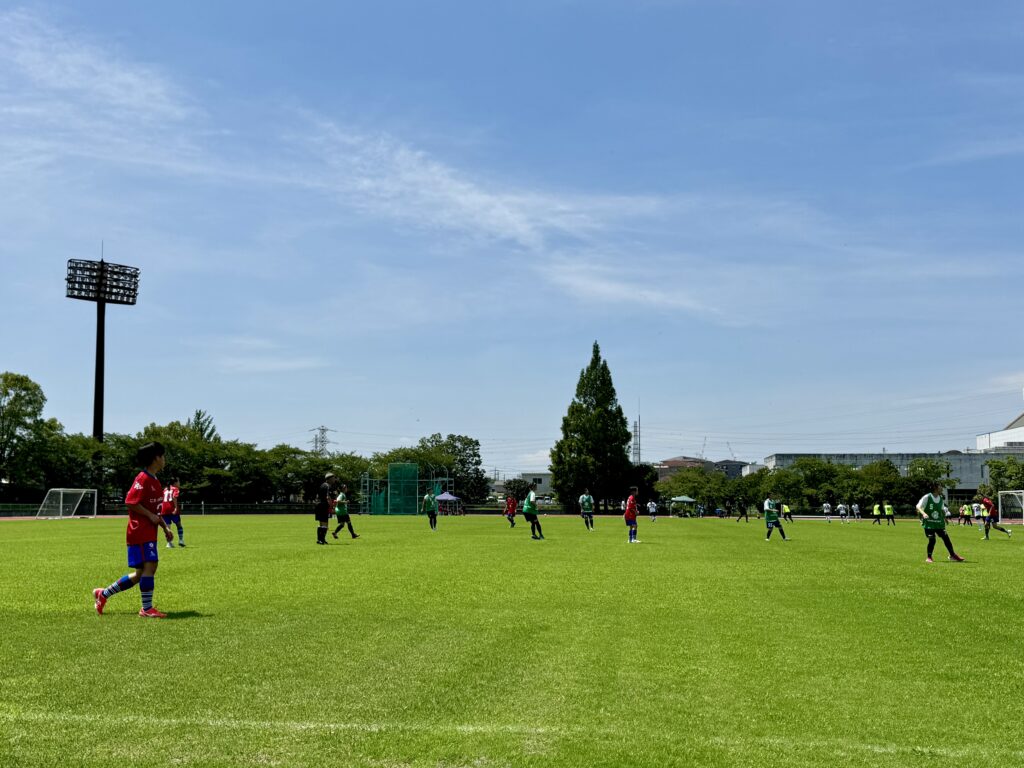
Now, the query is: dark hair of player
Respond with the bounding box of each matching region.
[135,441,166,468]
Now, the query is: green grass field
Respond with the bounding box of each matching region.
[1,514,1021,768]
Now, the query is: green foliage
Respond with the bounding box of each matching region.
[503,477,530,501]
[980,456,1024,498]
[0,371,47,483]
[550,342,632,511]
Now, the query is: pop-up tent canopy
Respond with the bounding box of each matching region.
[436,492,459,501]
[671,495,695,503]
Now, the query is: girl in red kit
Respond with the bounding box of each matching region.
[93,442,174,618]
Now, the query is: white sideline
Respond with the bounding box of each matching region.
[1,710,1022,761]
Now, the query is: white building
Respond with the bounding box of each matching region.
[977,412,1024,451]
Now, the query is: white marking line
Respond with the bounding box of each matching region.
[2,711,1022,760]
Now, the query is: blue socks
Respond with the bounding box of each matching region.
[102,574,135,599]
[176,525,184,544]
[140,576,155,610]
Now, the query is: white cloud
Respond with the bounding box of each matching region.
[518,449,551,469]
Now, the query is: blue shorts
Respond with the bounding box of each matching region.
[127,541,159,568]
[161,514,181,526]
[625,518,637,527]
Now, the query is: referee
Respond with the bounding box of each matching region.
[315,472,338,545]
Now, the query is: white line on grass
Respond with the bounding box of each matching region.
[2,711,1022,761]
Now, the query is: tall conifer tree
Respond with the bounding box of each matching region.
[550,342,632,511]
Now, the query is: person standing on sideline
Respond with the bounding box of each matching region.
[332,484,360,539]
[161,477,185,548]
[764,496,788,542]
[647,499,658,522]
[981,496,1012,540]
[579,488,595,530]
[624,486,639,543]
[314,473,338,545]
[872,503,883,525]
[917,483,964,563]
[523,483,544,540]
[93,442,174,618]
[735,503,750,523]
[884,500,896,526]
[504,493,517,528]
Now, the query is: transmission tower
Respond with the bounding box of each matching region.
[309,425,335,456]
[632,419,641,464]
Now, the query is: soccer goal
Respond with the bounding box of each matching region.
[36,488,98,519]
[998,491,1024,525]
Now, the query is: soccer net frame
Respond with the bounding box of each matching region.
[997,491,1024,525]
[36,488,99,519]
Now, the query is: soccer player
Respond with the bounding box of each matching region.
[822,501,832,523]
[523,483,544,540]
[981,496,1012,540]
[624,486,639,543]
[852,502,861,521]
[579,488,595,530]
[958,503,971,526]
[917,483,964,563]
[315,473,337,545]
[764,496,788,542]
[837,502,849,524]
[872,502,883,525]
[647,499,658,522]
[884,500,896,526]
[735,503,749,523]
[503,493,517,527]
[161,477,185,548]
[93,441,174,618]
[422,489,438,531]
[782,502,794,523]
[332,483,360,539]
[972,501,985,529]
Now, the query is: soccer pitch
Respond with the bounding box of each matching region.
[1,515,1021,768]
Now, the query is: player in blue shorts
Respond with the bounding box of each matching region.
[161,477,184,547]
[93,442,174,618]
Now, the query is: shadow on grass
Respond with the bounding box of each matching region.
[162,610,212,620]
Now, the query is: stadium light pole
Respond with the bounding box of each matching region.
[66,259,141,442]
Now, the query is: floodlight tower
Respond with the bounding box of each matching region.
[66,259,141,442]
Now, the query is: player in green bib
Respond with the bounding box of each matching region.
[916,483,963,563]
[332,485,360,539]
[578,488,595,531]
[523,483,544,540]
[422,491,438,531]
[763,497,788,541]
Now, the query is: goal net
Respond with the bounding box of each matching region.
[998,491,1024,525]
[36,488,98,519]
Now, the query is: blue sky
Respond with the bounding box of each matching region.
[2,1,1023,476]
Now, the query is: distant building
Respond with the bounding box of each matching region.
[656,455,752,481]
[742,463,766,477]
[977,412,1024,451]
[713,459,747,480]
[518,471,554,496]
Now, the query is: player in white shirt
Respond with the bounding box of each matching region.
[837,503,849,524]
[647,500,658,522]
[822,502,832,523]
[851,502,861,520]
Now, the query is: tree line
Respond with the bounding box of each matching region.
[0,372,490,505]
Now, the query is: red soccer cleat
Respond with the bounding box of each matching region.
[138,607,167,619]
[949,554,965,562]
[93,588,107,615]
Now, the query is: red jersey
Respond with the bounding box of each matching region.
[162,485,180,514]
[982,497,997,516]
[505,497,517,515]
[624,495,638,521]
[125,470,163,544]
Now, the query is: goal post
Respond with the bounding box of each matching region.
[997,491,1024,525]
[36,488,98,519]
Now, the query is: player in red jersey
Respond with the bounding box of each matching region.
[93,442,174,618]
[981,496,1012,540]
[624,486,639,543]
[504,493,517,527]
[161,478,185,548]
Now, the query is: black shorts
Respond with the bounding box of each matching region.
[923,527,947,538]
[524,513,538,522]
[315,512,329,523]
[335,513,351,524]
